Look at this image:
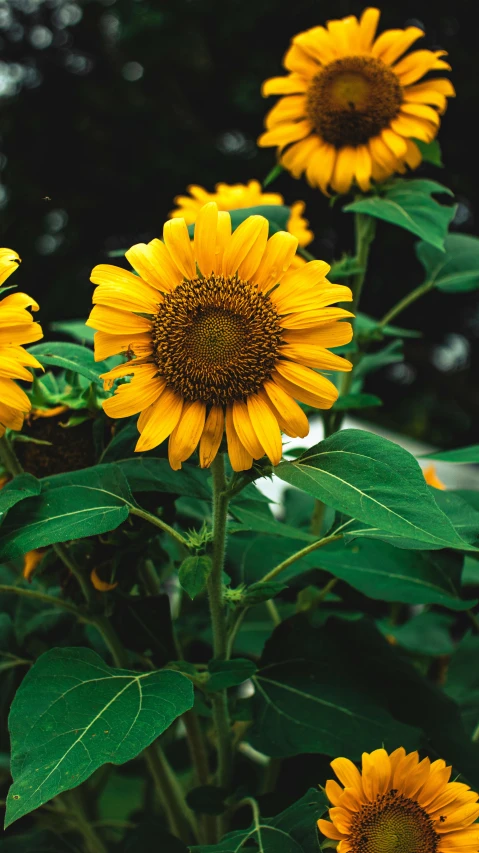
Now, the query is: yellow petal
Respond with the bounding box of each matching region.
[358,7,381,52]
[0,322,43,347]
[263,379,309,438]
[404,139,422,169]
[91,265,162,313]
[355,145,372,192]
[436,804,479,833]
[125,240,183,292]
[283,321,354,348]
[327,16,361,57]
[371,26,424,65]
[381,127,408,158]
[91,567,117,592]
[392,49,451,87]
[390,114,436,143]
[331,757,363,794]
[194,202,218,277]
[305,142,337,194]
[317,819,345,841]
[293,25,338,63]
[1,292,39,312]
[214,211,232,274]
[222,215,268,279]
[0,401,25,432]
[280,343,352,372]
[283,42,320,77]
[253,231,298,292]
[325,779,344,807]
[232,399,264,459]
[361,749,391,800]
[103,367,165,418]
[225,405,253,472]
[87,305,152,334]
[0,248,20,286]
[265,95,308,129]
[274,361,339,408]
[282,136,323,179]
[331,146,357,194]
[163,217,196,280]
[0,356,34,382]
[135,387,184,453]
[0,377,31,412]
[168,400,206,469]
[199,405,225,468]
[400,103,441,125]
[279,307,354,329]
[258,120,312,149]
[246,391,283,466]
[262,74,308,96]
[93,331,153,361]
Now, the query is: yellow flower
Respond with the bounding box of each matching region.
[86,203,353,472]
[170,180,313,269]
[424,463,446,490]
[258,8,455,195]
[318,748,479,853]
[0,248,43,438]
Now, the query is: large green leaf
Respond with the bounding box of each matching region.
[228,504,313,542]
[416,233,479,292]
[430,490,479,546]
[345,180,455,249]
[27,342,107,385]
[421,445,479,463]
[0,465,133,559]
[0,474,40,519]
[192,788,326,853]
[275,430,472,551]
[118,457,211,500]
[49,320,95,346]
[5,647,194,827]
[249,616,479,784]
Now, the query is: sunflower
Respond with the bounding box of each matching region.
[258,8,455,194]
[318,748,479,853]
[0,248,43,438]
[86,202,353,472]
[170,180,313,268]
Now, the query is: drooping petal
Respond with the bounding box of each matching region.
[232,399,264,459]
[168,400,206,469]
[199,405,225,468]
[225,405,253,472]
[135,387,184,453]
[263,379,309,438]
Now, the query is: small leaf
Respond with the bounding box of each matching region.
[178,555,212,600]
[5,647,194,827]
[263,163,284,188]
[49,320,95,346]
[345,179,455,249]
[27,342,107,385]
[0,474,40,519]
[243,581,288,605]
[414,138,443,167]
[356,311,420,339]
[275,429,472,551]
[329,254,364,281]
[187,205,291,240]
[416,233,479,292]
[421,444,479,464]
[205,659,257,692]
[354,340,403,381]
[332,393,382,411]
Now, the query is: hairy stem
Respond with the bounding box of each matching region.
[259,533,343,583]
[379,279,435,329]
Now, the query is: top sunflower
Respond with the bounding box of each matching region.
[258,7,455,194]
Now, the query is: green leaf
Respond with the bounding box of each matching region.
[0,465,133,559]
[414,138,443,167]
[345,179,455,249]
[243,581,288,605]
[421,444,479,464]
[356,311,420,339]
[329,254,364,281]
[0,474,40,519]
[429,489,479,545]
[377,612,455,656]
[228,504,313,541]
[445,632,479,737]
[192,788,327,853]
[263,163,284,188]
[118,457,211,500]
[205,658,257,692]
[275,429,472,551]
[353,340,403,381]
[332,393,382,411]
[5,646,194,827]
[178,555,212,600]
[416,233,479,292]
[27,342,107,386]
[49,320,95,346]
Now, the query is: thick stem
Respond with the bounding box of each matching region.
[207,454,233,839]
[259,533,343,584]
[379,279,435,329]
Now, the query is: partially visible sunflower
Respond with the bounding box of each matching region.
[318,748,479,853]
[170,180,313,268]
[0,248,43,438]
[86,202,353,472]
[258,7,455,194]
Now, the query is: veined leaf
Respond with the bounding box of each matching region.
[416,233,479,292]
[421,445,479,464]
[0,474,40,519]
[27,342,108,386]
[178,555,212,600]
[275,429,473,551]
[345,179,455,249]
[118,457,211,500]
[5,647,194,827]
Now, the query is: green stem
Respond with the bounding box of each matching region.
[144,742,197,844]
[61,790,108,853]
[350,211,377,324]
[0,583,84,618]
[0,434,23,476]
[54,541,93,606]
[226,607,248,659]
[259,533,343,584]
[129,505,190,549]
[379,279,435,329]
[266,598,281,627]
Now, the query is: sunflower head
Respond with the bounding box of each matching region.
[87,202,354,472]
[258,8,455,195]
[0,248,43,438]
[170,179,314,252]
[318,748,479,853]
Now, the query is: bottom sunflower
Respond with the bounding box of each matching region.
[319,748,479,853]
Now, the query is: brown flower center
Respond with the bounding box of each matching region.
[306,56,403,147]
[151,274,283,406]
[349,790,438,853]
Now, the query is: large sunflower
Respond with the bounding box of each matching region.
[170,180,313,253]
[258,8,455,194]
[0,249,43,438]
[86,203,353,472]
[318,748,479,853]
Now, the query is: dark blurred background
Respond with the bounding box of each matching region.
[0,0,478,448]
